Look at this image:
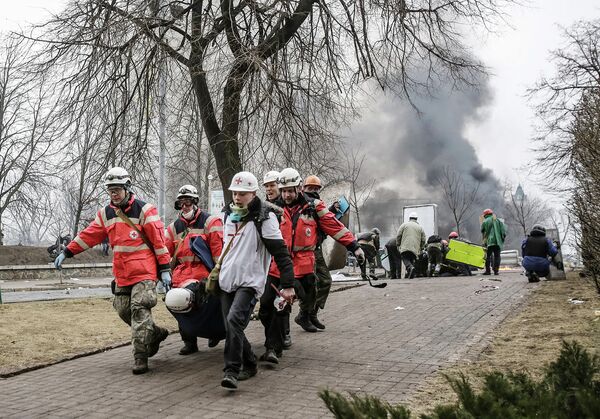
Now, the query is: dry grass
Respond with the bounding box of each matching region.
[405,273,600,416]
[0,298,178,376]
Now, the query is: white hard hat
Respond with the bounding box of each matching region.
[263,170,280,185]
[177,184,199,200]
[409,212,418,219]
[103,167,131,189]
[164,288,194,313]
[229,171,259,192]
[279,168,302,188]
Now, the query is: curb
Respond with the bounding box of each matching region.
[0,284,111,293]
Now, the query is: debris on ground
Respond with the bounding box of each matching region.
[331,273,350,281]
[480,277,502,282]
[568,298,585,305]
[394,306,405,311]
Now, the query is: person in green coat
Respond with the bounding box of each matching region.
[480,208,507,275]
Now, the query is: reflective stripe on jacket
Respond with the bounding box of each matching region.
[269,194,357,279]
[165,209,223,288]
[65,195,170,287]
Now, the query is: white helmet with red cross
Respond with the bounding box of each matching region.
[229,172,259,192]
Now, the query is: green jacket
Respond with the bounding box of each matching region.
[396,220,426,256]
[481,215,506,250]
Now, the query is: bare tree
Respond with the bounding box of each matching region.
[549,208,572,246]
[4,185,60,245]
[0,36,60,245]
[436,166,480,236]
[503,184,552,237]
[27,0,515,200]
[529,19,600,292]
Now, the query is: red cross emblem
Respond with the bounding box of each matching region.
[234,177,242,185]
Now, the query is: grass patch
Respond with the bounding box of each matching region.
[405,273,600,415]
[0,297,178,375]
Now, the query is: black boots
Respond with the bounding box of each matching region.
[259,349,279,364]
[147,327,169,357]
[132,358,148,375]
[295,311,318,333]
[283,333,292,349]
[309,310,325,330]
[179,341,199,355]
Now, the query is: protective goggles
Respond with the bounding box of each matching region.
[178,187,196,195]
[278,175,300,184]
[105,174,129,181]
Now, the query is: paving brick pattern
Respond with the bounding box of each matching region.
[0,272,533,418]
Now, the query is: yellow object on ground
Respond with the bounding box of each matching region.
[445,239,486,268]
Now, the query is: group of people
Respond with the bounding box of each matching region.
[52,166,562,388]
[362,208,510,279]
[54,166,365,390]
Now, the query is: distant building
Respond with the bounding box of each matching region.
[514,184,526,203]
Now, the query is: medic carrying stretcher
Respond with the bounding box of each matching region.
[163,185,227,355]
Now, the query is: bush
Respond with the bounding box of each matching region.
[319,341,600,419]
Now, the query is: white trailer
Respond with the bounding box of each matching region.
[402,204,438,238]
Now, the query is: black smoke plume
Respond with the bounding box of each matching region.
[346,77,505,240]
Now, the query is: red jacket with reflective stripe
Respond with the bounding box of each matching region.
[65,195,170,287]
[165,209,223,288]
[269,194,358,279]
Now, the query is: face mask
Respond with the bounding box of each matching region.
[182,206,197,220]
[304,191,320,200]
[229,203,249,222]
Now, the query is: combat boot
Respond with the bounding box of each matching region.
[283,333,292,349]
[259,349,279,364]
[294,311,318,333]
[148,327,169,358]
[179,341,198,355]
[238,364,258,381]
[132,358,148,375]
[309,310,326,330]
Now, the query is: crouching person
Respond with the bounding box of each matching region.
[522,225,559,282]
[165,184,224,354]
[218,172,295,390]
[54,167,171,375]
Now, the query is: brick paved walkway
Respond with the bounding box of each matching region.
[0,271,533,418]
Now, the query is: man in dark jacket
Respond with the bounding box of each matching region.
[357,228,381,277]
[521,225,560,282]
[385,237,402,279]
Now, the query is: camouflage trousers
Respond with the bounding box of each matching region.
[113,280,160,359]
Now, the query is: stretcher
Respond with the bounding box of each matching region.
[445,239,486,269]
[169,294,227,340]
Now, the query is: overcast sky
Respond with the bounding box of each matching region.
[2,0,599,200]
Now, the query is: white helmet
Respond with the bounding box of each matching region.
[164,288,194,313]
[229,171,259,192]
[103,167,131,189]
[409,212,418,220]
[263,170,280,185]
[177,184,199,200]
[279,168,302,188]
